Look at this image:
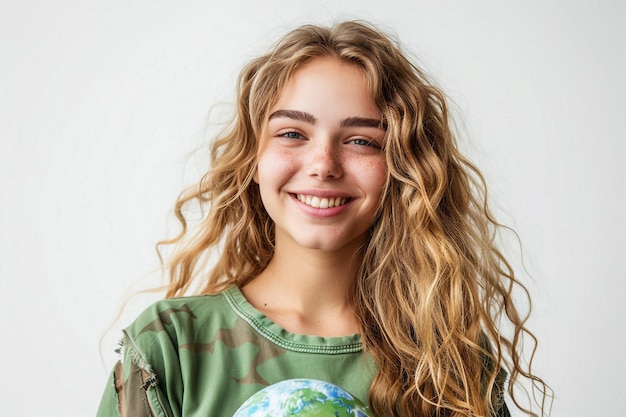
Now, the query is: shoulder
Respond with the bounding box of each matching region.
[123,290,238,347]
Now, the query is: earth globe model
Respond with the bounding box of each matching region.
[233,378,372,417]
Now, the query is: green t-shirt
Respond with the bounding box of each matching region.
[97,286,375,416]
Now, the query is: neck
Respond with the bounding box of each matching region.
[260,230,365,299]
[241,237,364,337]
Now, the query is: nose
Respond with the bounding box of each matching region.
[307,141,343,180]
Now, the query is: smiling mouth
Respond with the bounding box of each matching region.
[294,194,350,209]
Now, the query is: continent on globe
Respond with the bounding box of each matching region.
[233,378,372,417]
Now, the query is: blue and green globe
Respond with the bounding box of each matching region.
[233,379,372,416]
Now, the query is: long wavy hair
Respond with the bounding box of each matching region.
[158,20,550,417]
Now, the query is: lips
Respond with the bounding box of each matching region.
[294,194,349,209]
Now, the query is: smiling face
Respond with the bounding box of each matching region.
[254,56,387,254]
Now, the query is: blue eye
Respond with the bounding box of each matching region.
[351,138,377,147]
[280,131,303,139]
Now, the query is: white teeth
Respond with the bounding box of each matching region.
[296,194,347,208]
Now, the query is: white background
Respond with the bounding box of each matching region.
[1,1,624,416]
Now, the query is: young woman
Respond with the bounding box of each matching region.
[98,20,550,417]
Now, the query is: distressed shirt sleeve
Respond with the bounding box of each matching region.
[96,358,161,417]
[97,302,185,417]
[493,365,511,417]
[479,333,512,417]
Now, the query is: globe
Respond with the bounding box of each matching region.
[233,378,372,417]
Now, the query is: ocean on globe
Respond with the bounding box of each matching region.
[233,378,372,417]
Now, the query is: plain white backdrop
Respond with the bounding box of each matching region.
[1,1,624,416]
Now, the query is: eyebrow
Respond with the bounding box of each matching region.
[269,109,317,124]
[268,109,385,130]
[340,116,385,130]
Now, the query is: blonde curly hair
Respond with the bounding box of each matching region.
[159,20,550,417]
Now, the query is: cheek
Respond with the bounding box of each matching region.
[361,158,388,193]
[255,147,295,187]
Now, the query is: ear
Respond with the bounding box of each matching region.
[252,167,259,184]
